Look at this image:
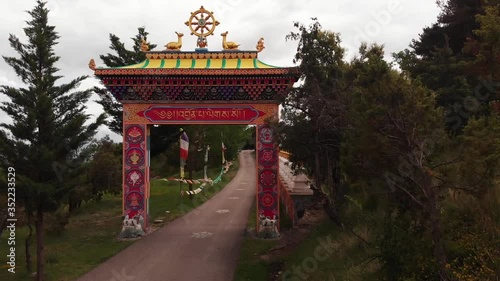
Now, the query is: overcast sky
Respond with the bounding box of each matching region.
[0,0,441,142]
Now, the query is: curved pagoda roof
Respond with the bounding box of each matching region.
[94,51,297,76]
[92,50,299,102]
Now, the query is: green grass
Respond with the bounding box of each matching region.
[233,182,294,281]
[235,218,376,281]
[0,163,239,281]
[0,195,131,281]
[234,201,378,281]
[281,220,341,280]
[233,201,278,281]
[280,219,378,281]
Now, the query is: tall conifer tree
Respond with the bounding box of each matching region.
[95,27,156,135]
[0,1,105,279]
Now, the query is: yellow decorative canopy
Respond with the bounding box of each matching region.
[94,51,294,76]
[115,58,276,70]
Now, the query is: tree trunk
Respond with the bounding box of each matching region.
[25,216,33,274]
[35,208,44,281]
[68,196,74,214]
[0,215,7,240]
[310,155,342,227]
[314,151,321,192]
[332,145,341,201]
[68,195,81,214]
[326,151,334,192]
[428,188,450,281]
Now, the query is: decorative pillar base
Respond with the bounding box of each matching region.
[257,215,280,239]
[118,214,146,238]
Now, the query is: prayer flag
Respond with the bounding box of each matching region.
[180,132,189,178]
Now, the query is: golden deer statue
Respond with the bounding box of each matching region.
[165,32,184,50]
[221,31,240,50]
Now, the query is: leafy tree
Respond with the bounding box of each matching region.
[282,19,350,224]
[438,115,500,281]
[67,136,122,212]
[277,5,500,276]
[464,5,500,85]
[180,125,250,171]
[395,0,500,132]
[150,125,183,158]
[0,1,105,279]
[348,40,500,281]
[344,42,500,281]
[420,0,483,56]
[87,137,122,198]
[0,168,7,240]
[283,18,500,280]
[149,125,251,178]
[344,43,454,279]
[95,27,156,135]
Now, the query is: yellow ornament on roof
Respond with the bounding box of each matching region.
[221,31,240,50]
[256,37,265,52]
[140,38,150,52]
[165,32,184,51]
[185,6,220,37]
[88,59,96,70]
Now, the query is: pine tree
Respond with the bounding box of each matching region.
[417,0,483,57]
[0,1,105,279]
[395,0,500,132]
[464,5,500,81]
[95,27,156,134]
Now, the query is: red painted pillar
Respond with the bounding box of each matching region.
[121,124,148,237]
[256,124,280,237]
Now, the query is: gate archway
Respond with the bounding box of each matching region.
[90,6,299,237]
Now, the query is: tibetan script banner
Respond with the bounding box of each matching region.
[137,105,266,123]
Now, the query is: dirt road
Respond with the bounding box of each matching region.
[77,150,256,281]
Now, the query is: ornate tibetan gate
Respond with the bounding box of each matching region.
[91,6,298,237]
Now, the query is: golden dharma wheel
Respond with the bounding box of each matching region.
[185,6,220,37]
